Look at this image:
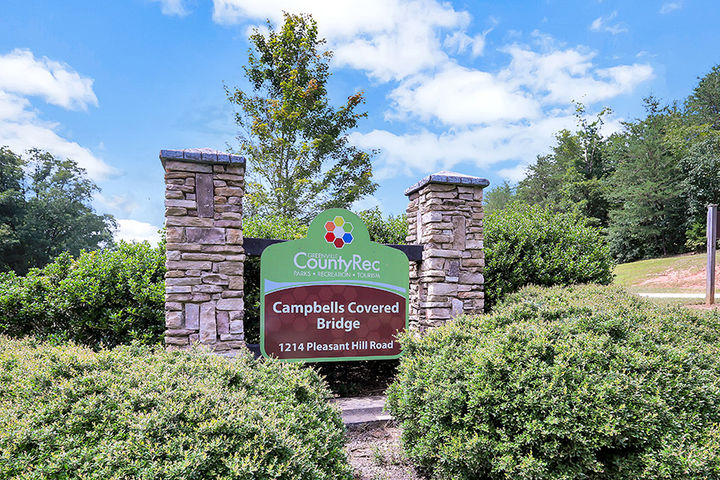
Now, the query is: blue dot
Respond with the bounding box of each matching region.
[343,233,353,244]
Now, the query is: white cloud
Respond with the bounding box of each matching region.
[660,2,682,14]
[589,11,627,35]
[115,219,162,245]
[350,114,576,180]
[95,192,139,215]
[386,45,652,128]
[212,0,470,81]
[350,35,646,180]
[351,194,382,212]
[501,45,653,105]
[209,2,652,183]
[443,30,488,57]
[497,164,530,182]
[150,0,189,16]
[388,64,541,125]
[0,50,114,180]
[0,49,97,110]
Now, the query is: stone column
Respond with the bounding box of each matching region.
[405,171,489,331]
[160,148,246,355]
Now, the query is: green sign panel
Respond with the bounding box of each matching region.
[260,208,409,362]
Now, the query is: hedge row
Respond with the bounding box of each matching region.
[484,203,614,310]
[0,338,352,479]
[387,285,720,479]
[0,241,165,348]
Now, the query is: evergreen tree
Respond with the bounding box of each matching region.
[686,64,720,129]
[606,99,686,261]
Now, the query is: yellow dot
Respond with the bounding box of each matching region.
[333,216,345,227]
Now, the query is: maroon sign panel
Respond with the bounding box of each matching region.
[263,284,405,360]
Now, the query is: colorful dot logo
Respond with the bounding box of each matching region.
[324,216,354,248]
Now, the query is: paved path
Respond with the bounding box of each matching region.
[637,292,717,299]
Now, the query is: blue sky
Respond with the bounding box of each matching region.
[0,0,718,243]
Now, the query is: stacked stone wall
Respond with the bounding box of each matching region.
[161,148,246,354]
[405,172,488,331]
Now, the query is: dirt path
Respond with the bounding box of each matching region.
[346,423,423,480]
[636,265,719,290]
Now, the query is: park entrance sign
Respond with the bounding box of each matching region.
[260,208,409,362]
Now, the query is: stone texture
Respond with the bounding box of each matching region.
[195,173,214,218]
[186,227,225,244]
[185,303,199,330]
[405,170,488,332]
[199,303,217,344]
[162,148,246,353]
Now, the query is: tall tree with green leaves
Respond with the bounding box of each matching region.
[517,104,613,225]
[606,98,686,261]
[227,12,377,222]
[0,148,116,274]
[686,64,720,129]
[0,148,25,270]
[483,180,516,214]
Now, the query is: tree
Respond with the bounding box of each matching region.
[356,207,407,244]
[606,98,686,261]
[0,148,25,270]
[516,104,613,225]
[0,147,116,274]
[686,64,720,129]
[227,12,377,222]
[483,181,516,214]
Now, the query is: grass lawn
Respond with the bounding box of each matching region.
[611,252,720,308]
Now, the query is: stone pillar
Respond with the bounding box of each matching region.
[405,171,489,331]
[160,148,246,355]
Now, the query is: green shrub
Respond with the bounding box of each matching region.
[356,207,407,245]
[484,203,614,310]
[0,241,164,348]
[387,285,720,479]
[0,338,352,479]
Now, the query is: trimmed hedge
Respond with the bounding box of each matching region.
[0,338,352,479]
[387,285,720,479]
[484,203,614,310]
[0,241,164,348]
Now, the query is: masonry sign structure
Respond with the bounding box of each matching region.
[260,209,409,362]
[161,148,488,357]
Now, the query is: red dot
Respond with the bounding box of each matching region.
[325,232,335,243]
[334,238,344,248]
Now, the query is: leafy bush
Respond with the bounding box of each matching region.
[387,285,720,480]
[0,338,352,479]
[0,241,164,348]
[484,203,613,310]
[356,207,407,244]
[244,215,309,240]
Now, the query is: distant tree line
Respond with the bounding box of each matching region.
[485,64,720,262]
[0,147,115,274]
